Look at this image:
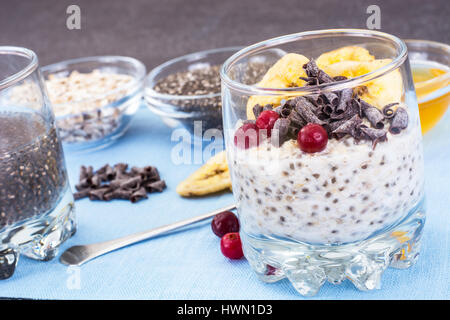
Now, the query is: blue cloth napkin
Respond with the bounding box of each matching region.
[1,106,449,299]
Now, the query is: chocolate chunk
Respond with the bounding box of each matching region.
[359,126,387,148]
[390,107,408,134]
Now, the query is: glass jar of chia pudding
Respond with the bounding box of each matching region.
[220,29,425,296]
[0,47,76,279]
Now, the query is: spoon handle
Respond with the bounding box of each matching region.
[59,204,236,266]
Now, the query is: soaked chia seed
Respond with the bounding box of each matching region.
[0,112,68,229]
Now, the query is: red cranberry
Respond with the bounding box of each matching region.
[211,211,240,237]
[255,110,279,137]
[297,123,328,153]
[220,232,244,259]
[234,123,259,149]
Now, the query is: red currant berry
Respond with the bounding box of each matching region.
[297,123,328,153]
[220,232,244,259]
[211,211,240,238]
[255,110,279,137]
[234,123,259,149]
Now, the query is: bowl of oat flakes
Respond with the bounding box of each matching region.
[38,56,146,151]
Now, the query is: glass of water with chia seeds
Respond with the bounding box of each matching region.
[0,46,76,279]
[221,29,426,296]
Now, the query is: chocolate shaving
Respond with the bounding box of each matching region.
[389,107,408,134]
[74,163,166,203]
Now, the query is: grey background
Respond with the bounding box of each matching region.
[0,0,449,70]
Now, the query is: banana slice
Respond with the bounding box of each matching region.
[322,59,403,109]
[246,53,310,119]
[316,46,375,69]
[176,151,231,197]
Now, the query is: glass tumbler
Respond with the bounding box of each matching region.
[221,29,425,296]
[0,47,76,279]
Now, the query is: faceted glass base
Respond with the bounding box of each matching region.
[0,186,76,280]
[241,199,425,296]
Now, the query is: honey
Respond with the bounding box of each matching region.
[412,61,450,133]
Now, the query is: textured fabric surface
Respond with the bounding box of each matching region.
[0,107,449,300]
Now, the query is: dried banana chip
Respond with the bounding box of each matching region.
[176,151,232,197]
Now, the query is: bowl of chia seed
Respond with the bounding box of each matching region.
[145,46,273,137]
[34,56,146,152]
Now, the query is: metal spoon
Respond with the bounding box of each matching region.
[59,204,236,266]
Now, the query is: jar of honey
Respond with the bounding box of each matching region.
[406,40,450,134]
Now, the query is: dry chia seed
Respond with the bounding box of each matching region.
[0,112,68,229]
[153,62,270,134]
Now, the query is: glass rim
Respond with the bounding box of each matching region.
[220,29,408,96]
[0,46,39,90]
[405,39,450,102]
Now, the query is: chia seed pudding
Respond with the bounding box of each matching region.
[230,126,424,244]
[229,59,424,245]
[0,111,68,230]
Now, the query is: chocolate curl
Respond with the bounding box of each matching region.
[317,70,334,84]
[105,165,115,180]
[90,174,102,188]
[73,189,90,200]
[332,114,362,139]
[145,180,167,193]
[330,98,360,121]
[303,60,320,78]
[336,88,353,114]
[287,109,306,128]
[104,189,132,201]
[389,107,408,134]
[294,97,325,125]
[252,104,263,119]
[263,104,273,111]
[120,176,141,189]
[89,187,111,201]
[360,126,387,149]
[271,118,290,147]
[75,178,91,191]
[333,76,348,81]
[79,166,88,180]
[299,76,319,86]
[321,92,339,107]
[360,100,385,129]
[130,187,148,203]
[382,103,398,119]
